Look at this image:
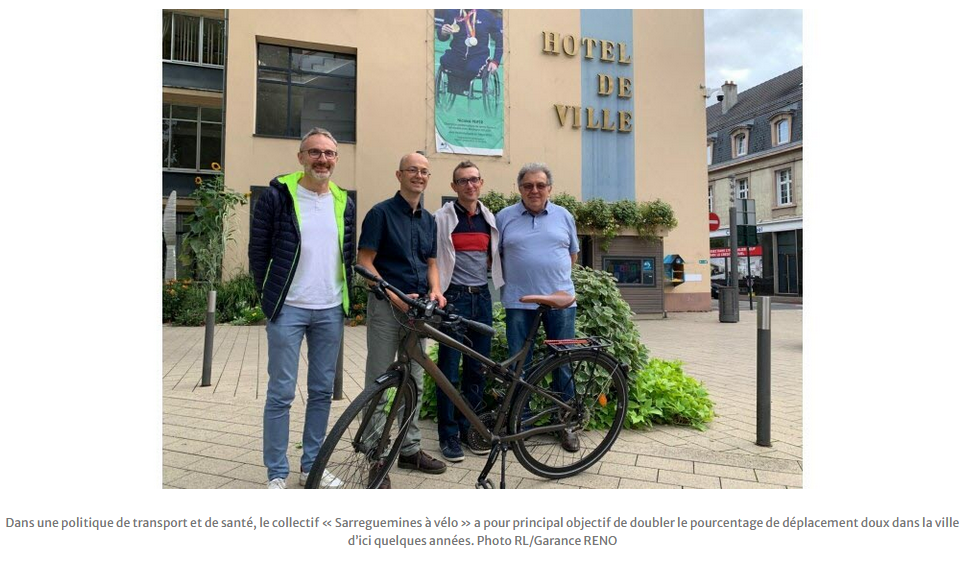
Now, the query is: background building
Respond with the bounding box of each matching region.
[706,66,803,299]
[163,9,713,313]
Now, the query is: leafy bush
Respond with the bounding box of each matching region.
[348,273,369,327]
[637,199,678,240]
[216,271,260,323]
[476,191,677,250]
[626,359,714,430]
[171,283,208,326]
[165,272,262,326]
[230,305,266,326]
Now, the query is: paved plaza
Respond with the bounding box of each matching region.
[162,303,802,489]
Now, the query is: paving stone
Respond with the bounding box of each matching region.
[656,470,722,489]
[162,309,802,489]
[618,478,681,489]
[165,471,235,489]
[720,478,785,489]
[754,469,803,487]
[694,462,757,481]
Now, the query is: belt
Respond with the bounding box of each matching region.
[449,285,488,294]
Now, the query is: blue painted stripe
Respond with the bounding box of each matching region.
[580,9,635,202]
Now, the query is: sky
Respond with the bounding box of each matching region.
[704,9,802,106]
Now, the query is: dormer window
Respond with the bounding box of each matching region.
[730,127,750,158]
[770,112,794,146]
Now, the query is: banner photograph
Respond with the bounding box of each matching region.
[433,9,504,156]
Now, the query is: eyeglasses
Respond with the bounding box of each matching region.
[519,182,550,192]
[454,176,482,187]
[302,148,338,160]
[401,167,432,177]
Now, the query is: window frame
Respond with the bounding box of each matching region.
[163,103,223,173]
[255,43,358,142]
[730,127,750,158]
[775,168,794,207]
[602,256,658,287]
[736,177,750,200]
[770,112,793,146]
[162,11,225,68]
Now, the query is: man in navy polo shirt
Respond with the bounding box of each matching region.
[357,152,449,487]
[496,162,580,452]
[433,160,503,462]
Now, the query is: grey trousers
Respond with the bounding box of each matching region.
[364,296,426,457]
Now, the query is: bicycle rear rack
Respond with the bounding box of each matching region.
[543,336,611,353]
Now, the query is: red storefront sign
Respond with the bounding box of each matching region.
[710,246,762,258]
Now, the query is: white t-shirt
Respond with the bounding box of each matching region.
[285,185,343,310]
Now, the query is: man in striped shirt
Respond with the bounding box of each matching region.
[433,161,504,462]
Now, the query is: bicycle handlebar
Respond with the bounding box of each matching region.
[353,264,496,337]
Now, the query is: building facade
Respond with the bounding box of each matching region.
[706,67,803,299]
[163,9,713,312]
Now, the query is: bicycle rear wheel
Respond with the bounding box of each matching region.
[509,349,628,479]
[304,372,416,489]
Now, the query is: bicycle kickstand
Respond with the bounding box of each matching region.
[475,441,509,489]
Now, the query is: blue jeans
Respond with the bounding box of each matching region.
[437,286,493,442]
[505,307,576,400]
[264,303,343,480]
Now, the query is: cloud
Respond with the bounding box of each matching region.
[705,9,802,104]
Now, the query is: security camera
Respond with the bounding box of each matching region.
[717,94,724,102]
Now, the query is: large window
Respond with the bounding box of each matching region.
[603,257,657,286]
[163,104,222,171]
[256,44,357,142]
[162,12,225,67]
[776,168,793,206]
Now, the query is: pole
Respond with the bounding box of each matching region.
[729,205,739,294]
[747,254,754,310]
[201,289,216,387]
[755,296,772,447]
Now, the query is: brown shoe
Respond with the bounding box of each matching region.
[560,429,579,453]
[368,463,391,489]
[397,450,447,474]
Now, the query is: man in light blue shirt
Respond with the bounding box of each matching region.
[495,162,580,452]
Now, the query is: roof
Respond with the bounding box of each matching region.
[706,67,803,133]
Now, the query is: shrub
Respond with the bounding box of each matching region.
[626,358,714,430]
[216,271,260,323]
[348,272,369,326]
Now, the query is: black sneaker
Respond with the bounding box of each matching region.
[460,432,490,456]
[439,437,465,463]
[397,450,447,474]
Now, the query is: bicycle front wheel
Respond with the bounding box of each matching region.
[304,372,416,489]
[509,350,628,479]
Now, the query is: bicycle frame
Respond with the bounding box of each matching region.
[395,304,576,448]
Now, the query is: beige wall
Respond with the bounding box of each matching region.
[709,146,804,227]
[222,9,708,307]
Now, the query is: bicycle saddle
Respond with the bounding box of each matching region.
[519,291,576,309]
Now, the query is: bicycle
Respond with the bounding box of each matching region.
[304,265,629,489]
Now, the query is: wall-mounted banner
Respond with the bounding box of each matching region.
[434,9,504,156]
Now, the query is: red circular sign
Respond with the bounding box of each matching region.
[709,212,720,232]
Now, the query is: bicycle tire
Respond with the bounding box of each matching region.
[304,372,416,489]
[509,349,628,479]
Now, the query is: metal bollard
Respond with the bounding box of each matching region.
[755,296,771,446]
[201,290,216,387]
